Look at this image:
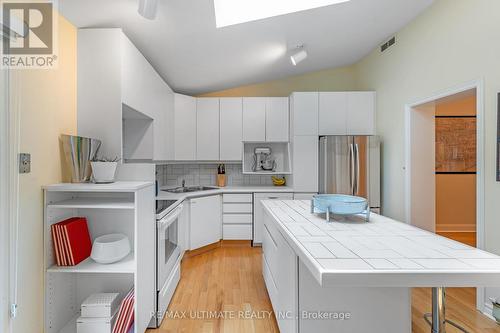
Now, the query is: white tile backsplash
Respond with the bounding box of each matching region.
[156,164,275,187]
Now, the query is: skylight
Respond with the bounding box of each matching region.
[214,0,351,28]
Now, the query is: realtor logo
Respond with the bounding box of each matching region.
[1,0,58,69]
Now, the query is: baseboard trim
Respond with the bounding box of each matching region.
[185,241,221,257]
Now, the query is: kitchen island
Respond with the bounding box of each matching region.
[261,200,500,333]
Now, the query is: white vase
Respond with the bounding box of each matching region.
[90,162,117,184]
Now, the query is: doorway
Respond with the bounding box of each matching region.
[405,81,486,313]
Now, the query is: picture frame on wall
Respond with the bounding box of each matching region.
[497,93,500,181]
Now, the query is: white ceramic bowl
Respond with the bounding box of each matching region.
[91,234,131,264]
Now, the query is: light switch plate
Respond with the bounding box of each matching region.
[19,153,31,174]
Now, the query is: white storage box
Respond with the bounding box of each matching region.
[77,310,118,333]
[81,293,120,318]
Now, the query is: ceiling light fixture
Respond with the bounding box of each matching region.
[138,0,159,20]
[290,46,307,66]
[214,0,351,28]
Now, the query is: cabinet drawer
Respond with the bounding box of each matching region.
[223,213,252,224]
[223,203,252,214]
[223,193,253,203]
[223,225,252,240]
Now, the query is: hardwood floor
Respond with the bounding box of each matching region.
[147,244,279,333]
[148,242,499,333]
[412,288,500,333]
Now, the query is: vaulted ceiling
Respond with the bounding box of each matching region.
[60,0,434,95]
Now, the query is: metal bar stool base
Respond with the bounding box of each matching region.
[423,287,470,333]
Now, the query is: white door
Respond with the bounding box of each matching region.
[253,193,293,244]
[347,92,376,135]
[174,94,197,160]
[319,92,348,135]
[190,195,221,249]
[292,135,318,192]
[196,98,220,160]
[266,97,289,142]
[242,97,266,141]
[290,92,318,136]
[220,98,243,160]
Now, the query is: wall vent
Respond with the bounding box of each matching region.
[380,36,396,52]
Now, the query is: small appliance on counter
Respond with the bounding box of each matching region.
[217,164,226,187]
[252,147,276,172]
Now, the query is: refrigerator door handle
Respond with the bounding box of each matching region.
[355,143,360,196]
[349,143,355,195]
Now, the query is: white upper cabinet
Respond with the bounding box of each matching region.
[347,91,376,135]
[174,94,197,160]
[196,98,220,160]
[319,92,348,135]
[242,97,266,141]
[318,91,375,136]
[219,98,243,160]
[290,92,319,136]
[265,97,289,142]
[78,29,174,161]
[292,135,318,192]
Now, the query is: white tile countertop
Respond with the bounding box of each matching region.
[156,185,294,201]
[262,199,500,288]
[43,181,154,192]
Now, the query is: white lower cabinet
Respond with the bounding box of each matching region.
[178,201,190,254]
[190,195,221,249]
[222,193,253,240]
[253,192,293,244]
[262,210,298,333]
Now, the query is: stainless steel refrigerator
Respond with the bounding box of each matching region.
[319,136,381,212]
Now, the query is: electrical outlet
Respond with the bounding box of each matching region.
[19,153,31,174]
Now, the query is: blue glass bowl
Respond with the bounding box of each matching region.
[312,194,368,215]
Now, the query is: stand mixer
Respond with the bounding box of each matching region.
[252,147,276,172]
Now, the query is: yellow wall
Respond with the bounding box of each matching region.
[199,65,357,97]
[12,14,77,333]
[353,0,500,260]
[435,94,477,117]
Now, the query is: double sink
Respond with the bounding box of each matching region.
[163,185,218,194]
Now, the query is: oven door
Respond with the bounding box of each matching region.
[157,204,182,290]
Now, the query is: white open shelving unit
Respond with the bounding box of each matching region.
[43,182,155,333]
[242,141,292,175]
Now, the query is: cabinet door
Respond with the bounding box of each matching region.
[266,97,289,142]
[242,97,266,141]
[347,92,376,135]
[174,94,197,160]
[275,229,298,333]
[253,193,293,244]
[292,136,318,192]
[290,92,318,136]
[157,90,175,160]
[319,92,347,135]
[220,98,243,160]
[197,98,220,160]
[190,195,221,249]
